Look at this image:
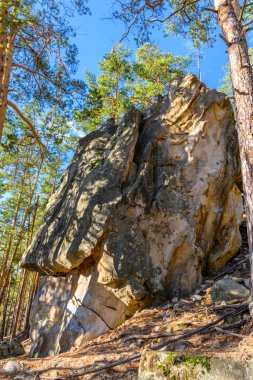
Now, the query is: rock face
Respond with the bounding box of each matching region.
[21,74,243,357]
[138,351,253,380]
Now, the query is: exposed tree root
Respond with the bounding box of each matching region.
[32,305,248,379]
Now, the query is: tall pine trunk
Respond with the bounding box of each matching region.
[0,2,14,140]
[214,0,253,315]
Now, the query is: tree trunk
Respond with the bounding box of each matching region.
[11,270,28,338]
[214,0,253,315]
[0,2,16,140]
[0,44,14,140]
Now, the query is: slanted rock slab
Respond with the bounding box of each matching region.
[21,74,243,357]
[138,351,253,380]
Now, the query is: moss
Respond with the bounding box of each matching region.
[89,157,105,169]
[157,352,211,379]
[0,339,25,359]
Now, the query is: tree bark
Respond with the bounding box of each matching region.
[0,2,18,140]
[11,269,29,338]
[214,0,253,315]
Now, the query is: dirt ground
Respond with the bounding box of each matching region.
[1,223,253,379]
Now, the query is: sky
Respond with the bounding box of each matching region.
[71,0,229,90]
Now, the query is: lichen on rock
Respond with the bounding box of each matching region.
[21,74,243,357]
[138,351,253,380]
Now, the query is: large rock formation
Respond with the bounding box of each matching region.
[21,74,243,357]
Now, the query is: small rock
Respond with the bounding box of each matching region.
[242,313,250,321]
[172,297,178,303]
[174,343,187,351]
[179,299,191,305]
[3,360,21,374]
[182,305,192,311]
[159,303,172,310]
[136,339,143,347]
[44,369,59,378]
[173,303,183,311]
[191,294,201,301]
[225,313,243,324]
[243,279,250,289]
[211,277,249,303]
[162,313,170,321]
[14,375,33,380]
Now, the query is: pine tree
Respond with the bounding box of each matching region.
[131,43,190,107]
[76,44,189,129]
[0,104,76,339]
[0,0,88,142]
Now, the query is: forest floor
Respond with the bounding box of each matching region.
[1,223,253,379]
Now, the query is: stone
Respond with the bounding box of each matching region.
[0,340,24,359]
[3,360,21,374]
[14,375,33,380]
[191,294,201,301]
[211,277,249,303]
[138,351,253,380]
[41,369,59,379]
[243,278,250,289]
[21,74,243,357]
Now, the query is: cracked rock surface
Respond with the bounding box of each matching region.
[21,74,243,357]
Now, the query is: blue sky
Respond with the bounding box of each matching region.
[72,0,229,89]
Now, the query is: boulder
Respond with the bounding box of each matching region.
[21,74,243,356]
[138,351,253,380]
[0,340,24,359]
[211,277,249,303]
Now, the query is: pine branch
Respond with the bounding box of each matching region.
[7,100,46,152]
[36,306,248,379]
[239,0,247,21]
[12,63,61,89]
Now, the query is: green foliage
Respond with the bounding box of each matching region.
[2,0,88,131]
[75,43,190,130]
[157,353,211,379]
[132,43,190,107]
[112,1,216,47]
[0,103,77,307]
[98,46,133,120]
[75,45,133,130]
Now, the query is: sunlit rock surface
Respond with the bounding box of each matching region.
[138,351,253,380]
[22,74,243,357]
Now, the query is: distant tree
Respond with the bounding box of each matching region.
[0,0,88,143]
[75,45,133,129]
[75,71,104,131]
[131,43,190,107]
[75,43,189,129]
[0,102,75,339]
